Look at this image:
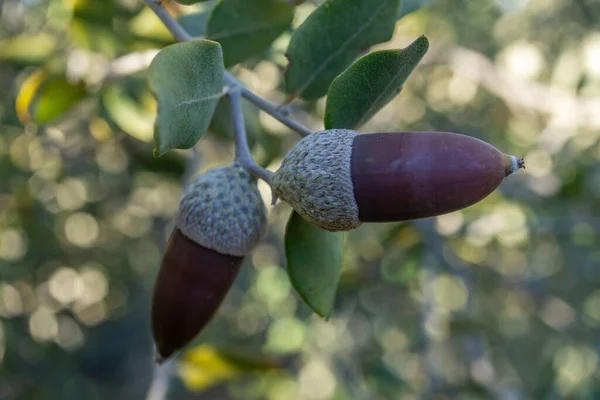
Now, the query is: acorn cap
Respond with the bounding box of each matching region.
[272,129,360,231]
[152,162,268,362]
[177,162,268,256]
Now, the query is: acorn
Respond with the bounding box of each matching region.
[272,129,524,231]
[151,162,267,363]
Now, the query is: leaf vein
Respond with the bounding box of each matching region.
[165,92,223,111]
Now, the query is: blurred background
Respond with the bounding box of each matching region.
[1,0,600,398]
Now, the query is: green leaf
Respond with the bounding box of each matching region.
[398,0,432,18]
[284,0,400,100]
[16,70,87,124]
[178,11,210,37]
[147,39,224,156]
[285,211,344,319]
[33,77,88,124]
[206,0,294,67]
[324,35,429,129]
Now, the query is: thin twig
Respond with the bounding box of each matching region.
[224,72,313,137]
[145,358,175,400]
[144,0,312,137]
[227,84,275,184]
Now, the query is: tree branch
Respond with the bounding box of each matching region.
[145,358,175,400]
[225,72,313,137]
[227,84,275,184]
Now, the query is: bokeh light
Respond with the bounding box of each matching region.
[1,0,600,398]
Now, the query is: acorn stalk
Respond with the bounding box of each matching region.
[272,129,524,231]
[152,162,267,363]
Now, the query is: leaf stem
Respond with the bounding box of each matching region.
[224,72,313,137]
[144,0,312,138]
[227,84,275,184]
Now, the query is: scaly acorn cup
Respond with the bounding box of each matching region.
[152,162,267,363]
[272,129,524,231]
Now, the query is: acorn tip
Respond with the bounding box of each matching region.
[504,155,525,177]
[154,345,169,365]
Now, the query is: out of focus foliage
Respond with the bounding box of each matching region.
[1,0,600,399]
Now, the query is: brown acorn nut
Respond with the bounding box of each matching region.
[151,162,267,363]
[271,129,524,231]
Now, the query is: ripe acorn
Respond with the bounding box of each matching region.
[152,162,267,363]
[272,129,524,231]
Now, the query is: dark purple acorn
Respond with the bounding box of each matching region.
[151,162,267,363]
[152,229,243,362]
[272,129,523,231]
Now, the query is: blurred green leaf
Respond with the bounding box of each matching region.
[16,70,87,124]
[178,11,210,37]
[147,39,224,156]
[285,211,344,319]
[69,18,121,54]
[325,35,429,129]
[531,353,558,399]
[33,78,88,124]
[0,34,57,64]
[209,97,261,148]
[380,246,422,283]
[206,0,294,67]
[284,0,400,100]
[178,344,283,392]
[72,0,117,23]
[398,0,432,18]
[129,7,175,42]
[102,85,156,143]
[255,131,283,168]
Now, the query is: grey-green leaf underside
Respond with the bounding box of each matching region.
[148,39,224,156]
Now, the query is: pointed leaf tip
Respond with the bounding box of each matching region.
[284,0,400,100]
[325,34,430,129]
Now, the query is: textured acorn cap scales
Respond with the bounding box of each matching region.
[271,129,360,231]
[177,162,268,256]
